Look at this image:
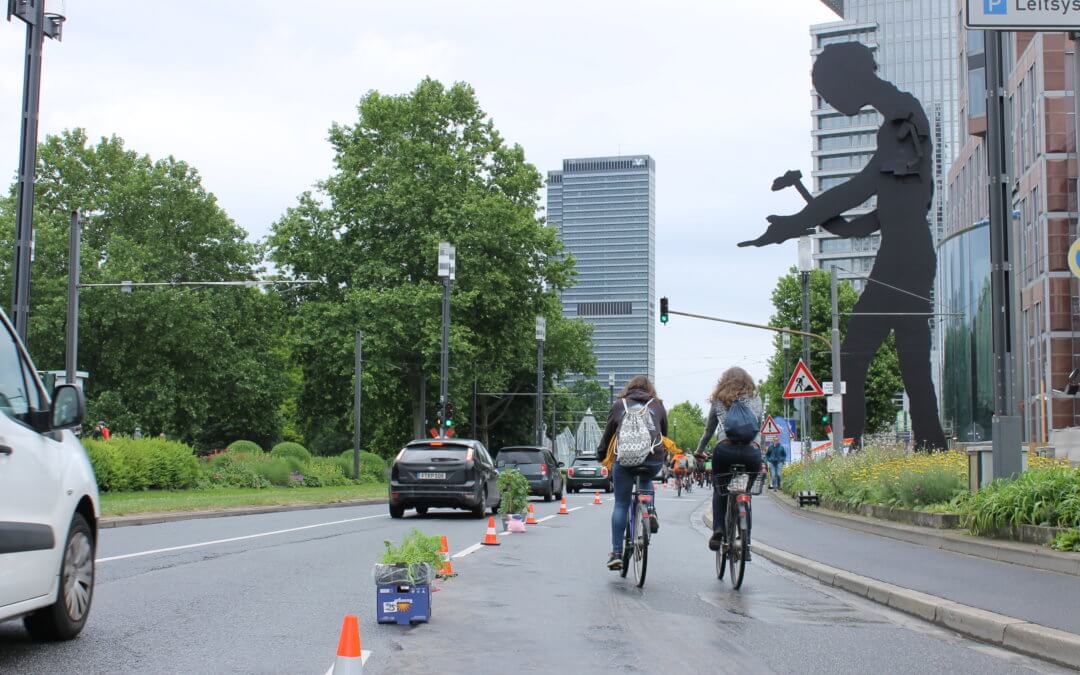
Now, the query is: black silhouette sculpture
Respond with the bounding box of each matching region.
[740,42,946,450]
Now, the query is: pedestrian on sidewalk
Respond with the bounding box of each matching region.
[597,375,668,571]
[697,367,763,553]
[765,439,787,490]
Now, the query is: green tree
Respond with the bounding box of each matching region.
[668,401,706,452]
[0,129,288,449]
[270,79,594,455]
[548,379,610,435]
[758,269,903,439]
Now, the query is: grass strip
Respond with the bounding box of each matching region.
[100,483,387,517]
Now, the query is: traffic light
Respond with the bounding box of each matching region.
[821,414,829,424]
[660,297,669,324]
[445,403,455,429]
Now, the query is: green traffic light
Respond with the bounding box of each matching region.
[446,419,454,428]
[660,297,669,324]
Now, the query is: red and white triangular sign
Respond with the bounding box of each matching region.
[760,415,782,436]
[783,359,824,399]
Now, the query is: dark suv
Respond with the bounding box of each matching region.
[389,439,501,519]
[495,446,564,501]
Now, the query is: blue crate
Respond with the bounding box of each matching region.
[376,583,431,625]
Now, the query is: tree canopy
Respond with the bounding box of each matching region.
[270,79,595,454]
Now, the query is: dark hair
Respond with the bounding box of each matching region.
[618,375,657,400]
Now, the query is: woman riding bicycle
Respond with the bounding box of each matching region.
[597,375,668,571]
[696,367,763,552]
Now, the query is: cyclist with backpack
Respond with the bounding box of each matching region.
[596,375,668,571]
[696,367,763,553]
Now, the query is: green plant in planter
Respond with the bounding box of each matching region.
[376,529,444,584]
[497,467,530,516]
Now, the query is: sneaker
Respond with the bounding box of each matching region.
[606,553,623,571]
[708,532,724,551]
[649,512,659,534]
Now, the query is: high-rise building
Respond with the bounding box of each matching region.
[809,0,959,291]
[942,20,1080,451]
[546,156,656,392]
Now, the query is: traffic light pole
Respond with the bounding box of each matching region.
[830,267,843,454]
[801,271,811,456]
[440,276,450,436]
[535,339,544,445]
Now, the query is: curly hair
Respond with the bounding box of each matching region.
[709,367,756,406]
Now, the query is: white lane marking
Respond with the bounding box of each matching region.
[568,506,584,513]
[497,530,511,537]
[96,514,389,563]
[324,650,371,673]
[536,515,556,523]
[452,543,483,559]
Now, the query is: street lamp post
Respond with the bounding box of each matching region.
[65,209,79,387]
[782,332,791,425]
[8,0,65,344]
[353,331,362,480]
[535,316,546,446]
[609,373,615,408]
[437,242,455,436]
[798,237,813,454]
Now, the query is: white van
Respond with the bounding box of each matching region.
[0,308,97,640]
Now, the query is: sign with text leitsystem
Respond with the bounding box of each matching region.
[966,0,1080,30]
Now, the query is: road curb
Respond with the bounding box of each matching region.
[766,490,1080,578]
[99,497,388,528]
[702,511,1080,668]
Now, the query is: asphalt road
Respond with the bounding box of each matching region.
[0,486,1068,674]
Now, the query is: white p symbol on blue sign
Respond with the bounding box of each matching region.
[984,0,1007,15]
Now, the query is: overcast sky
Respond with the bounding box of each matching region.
[0,0,838,415]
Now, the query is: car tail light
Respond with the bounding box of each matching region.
[601,467,609,477]
[541,463,548,476]
[466,448,474,462]
[394,449,406,463]
[568,467,575,477]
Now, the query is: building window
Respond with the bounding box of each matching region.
[577,301,633,317]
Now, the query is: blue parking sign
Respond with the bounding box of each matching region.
[984,0,1007,15]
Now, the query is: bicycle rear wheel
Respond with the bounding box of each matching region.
[631,507,649,588]
[729,512,747,589]
[715,546,727,579]
[620,504,633,579]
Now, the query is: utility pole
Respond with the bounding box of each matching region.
[437,242,455,437]
[471,377,478,439]
[535,316,546,446]
[65,210,80,387]
[353,331,362,480]
[9,0,65,344]
[798,237,813,454]
[984,32,1022,479]
[830,267,844,454]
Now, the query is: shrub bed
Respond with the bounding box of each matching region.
[85,437,200,491]
[271,442,312,463]
[227,440,263,454]
[339,450,388,482]
[959,465,1080,536]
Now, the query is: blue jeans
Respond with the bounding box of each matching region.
[611,460,663,553]
[769,461,783,489]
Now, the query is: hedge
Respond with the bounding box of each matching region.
[227,440,263,454]
[85,437,200,491]
[339,450,388,482]
[271,442,312,463]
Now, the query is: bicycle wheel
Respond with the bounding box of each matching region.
[676,480,682,498]
[620,504,633,579]
[686,478,693,495]
[715,545,727,580]
[729,508,747,589]
[631,507,649,587]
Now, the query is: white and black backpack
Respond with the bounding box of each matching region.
[616,399,661,467]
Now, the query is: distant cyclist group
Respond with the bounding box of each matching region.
[596,367,779,579]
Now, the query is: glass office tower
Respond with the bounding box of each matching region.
[546,156,656,392]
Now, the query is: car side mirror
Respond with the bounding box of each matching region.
[50,385,85,431]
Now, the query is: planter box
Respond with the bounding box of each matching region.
[995,524,1070,546]
[376,582,431,625]
[820,498,961,530]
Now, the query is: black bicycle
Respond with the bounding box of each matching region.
[714,466,766,590]
[620,467,656,588]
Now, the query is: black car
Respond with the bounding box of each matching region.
[566,455,612,493]
[495,446,564,501]
[389,439,501,518]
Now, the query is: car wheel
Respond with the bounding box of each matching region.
[24,513,94,641]
[543,484,553,502]
[491,500,501,516]
[389,504,405,519]
[471,488,487,519]
[415,506,429,516]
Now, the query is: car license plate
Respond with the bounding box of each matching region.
[418,472,446,480]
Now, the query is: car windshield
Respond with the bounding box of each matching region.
[400,444,470,462]
[497,450,542,465]
[572,457,598,466]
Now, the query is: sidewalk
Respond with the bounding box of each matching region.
[751,493,1080,636]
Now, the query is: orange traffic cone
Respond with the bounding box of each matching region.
[481,516,500,545]
[525,504,538,525]
[593,491,603,505]
[438,535,454,576]
[331,615,363,674]
[558,497,569,515]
